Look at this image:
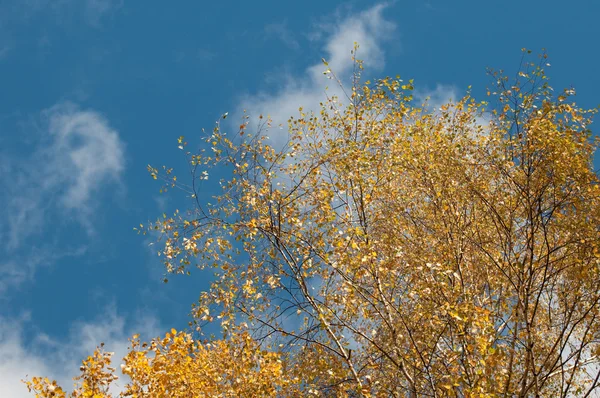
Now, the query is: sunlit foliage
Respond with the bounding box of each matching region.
[27,49,600,397]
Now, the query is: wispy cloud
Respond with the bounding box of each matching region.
[264,20,300,50]
[237,3,397,148]
[0,103,125,291]
[45,103,125,212]
[0,0,122,46]
[196,48,216,62]
[0,0,121,62]
[0,307,160,397]
[0,45,10,60]
[84,0,123,27]
[0,246,86,296]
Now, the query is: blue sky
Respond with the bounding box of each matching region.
[1,0,599,395]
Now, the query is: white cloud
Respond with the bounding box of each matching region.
[308,3,395,77]
[0,103,125,291]
[0,319,52,398]
[45,103,125,212]
[0,308,160,398]
[237,3,397,149]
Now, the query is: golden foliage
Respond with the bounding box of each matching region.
[27,50,600,397]
[25,332,289,397]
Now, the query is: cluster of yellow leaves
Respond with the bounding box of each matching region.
[25,344,117,398]
[121,330,288,397]
[25,331,289,398]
